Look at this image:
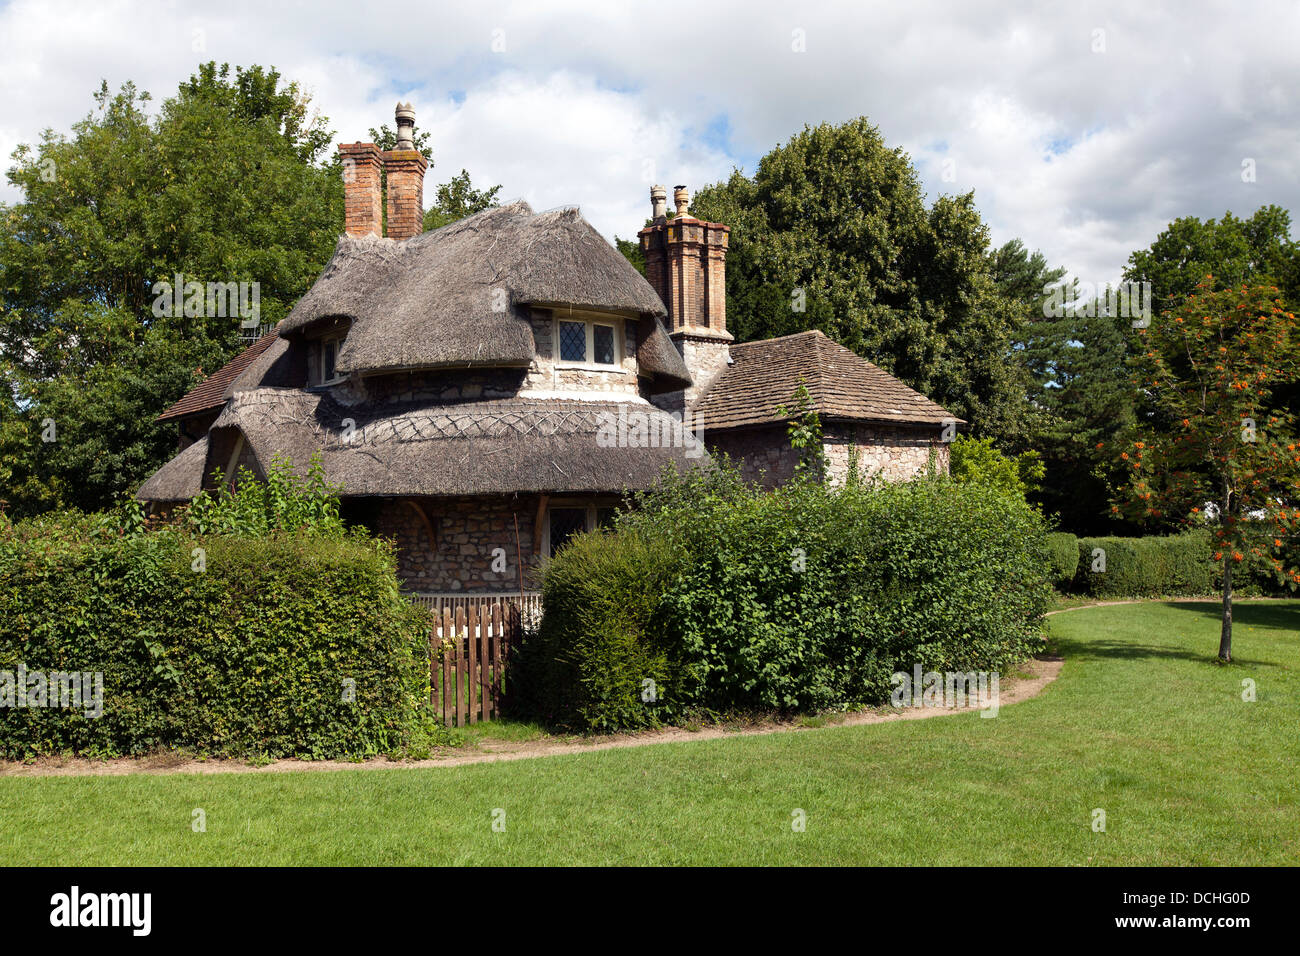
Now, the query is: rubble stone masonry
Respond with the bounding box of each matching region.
[376,495,544,592]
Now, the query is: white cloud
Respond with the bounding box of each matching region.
[1,0,1297,287]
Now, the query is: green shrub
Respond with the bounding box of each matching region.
[0,516,431,759]
[516,529,686,732]
[1072,532,1216,598]
[1045,532,1079,589]
[519,462,1052,731]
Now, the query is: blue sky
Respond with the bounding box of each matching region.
[1,0,1297,285]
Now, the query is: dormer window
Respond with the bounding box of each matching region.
[555,314,621,368]
[308,329,348,387]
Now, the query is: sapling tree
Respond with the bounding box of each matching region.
[777,382,826,481]
[1115,280,1300,661]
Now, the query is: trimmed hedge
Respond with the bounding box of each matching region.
[518,466,1052,732]
[0,517,432,759]
[515,528,688,733]
[1045,532,1079,589]
[1071,532,1216,598]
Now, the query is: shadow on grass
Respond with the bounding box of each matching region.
[1058,639,1251,665]
[1161,600,1300,633]
[1052,599,1298,668]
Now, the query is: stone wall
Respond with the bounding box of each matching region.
[706,421,950,489]
[523,307,641,395]
[653,332,732,416]
[822,422,949,484]
[705,425,800,488]
[342,367,527,405]
[376,494,544,592]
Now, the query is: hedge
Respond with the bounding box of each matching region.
[518,466,1053,732]
[1071,532,1216,598]
[0,516,432,760]
[1045,532,1079,589]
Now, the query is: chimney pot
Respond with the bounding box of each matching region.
[650,184,668,221]
[394,102,416,151]
[673,185,690,218]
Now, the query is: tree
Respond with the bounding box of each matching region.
[949,435,1044,500]
[1124,207,1300,323]
[0,65,343,514]
[423,170,501,231]
[690,119,1035,445]
[615,236,645,276]
[1124,205,1300,434]
[1115,280,1300,661]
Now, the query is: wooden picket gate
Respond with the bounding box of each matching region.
[430,601,521,726]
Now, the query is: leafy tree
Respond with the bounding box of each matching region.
[0,65,343,514]
[1124,205,1300,433]
[1115,280,1300,661]
[1124,206,1300,322]
[949,435,1044,500]
[615,236,645,276]
[691,119,1035,445]
[423,170,501,231]
[1025,305,1137,532]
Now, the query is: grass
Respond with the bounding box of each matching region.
[1,601,1297,865]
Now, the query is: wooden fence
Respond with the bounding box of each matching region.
[408,591,543,630]
[419,595,536,727]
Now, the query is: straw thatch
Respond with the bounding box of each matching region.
[136,435,209,501]
[139,388,697,500]
[279,201,689,387]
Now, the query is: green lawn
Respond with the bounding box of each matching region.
[1,601,1297,865]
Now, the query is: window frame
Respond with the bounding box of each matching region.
[544,498,619,556]
[310,332,347,387]
[552,313,623,370]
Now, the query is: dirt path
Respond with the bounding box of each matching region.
[0,654,1063,779]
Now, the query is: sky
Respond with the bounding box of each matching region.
[1,0,1297,285]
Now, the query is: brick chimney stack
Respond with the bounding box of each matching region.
[383,102,429,241]
[639,183,732,409]
[339,142,383,238]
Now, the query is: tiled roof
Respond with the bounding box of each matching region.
[156,333,280,423]
[693,330,960,431]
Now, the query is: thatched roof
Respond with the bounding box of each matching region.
[694,330,961,431]
[138,388,697,500]
[136,435,209,501]
[279,201,688,387]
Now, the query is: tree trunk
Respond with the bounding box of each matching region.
[1218,480,1232,662]
[1218,554,1232,662]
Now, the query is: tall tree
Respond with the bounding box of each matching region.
[1116,281,1300,661]
[691,119,1034,443]
[1124,206,1300,321]
[0,65,342,514]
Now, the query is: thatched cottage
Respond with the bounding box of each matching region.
[139,106,958,595]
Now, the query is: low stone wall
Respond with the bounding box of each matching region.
[375,494,544,593]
